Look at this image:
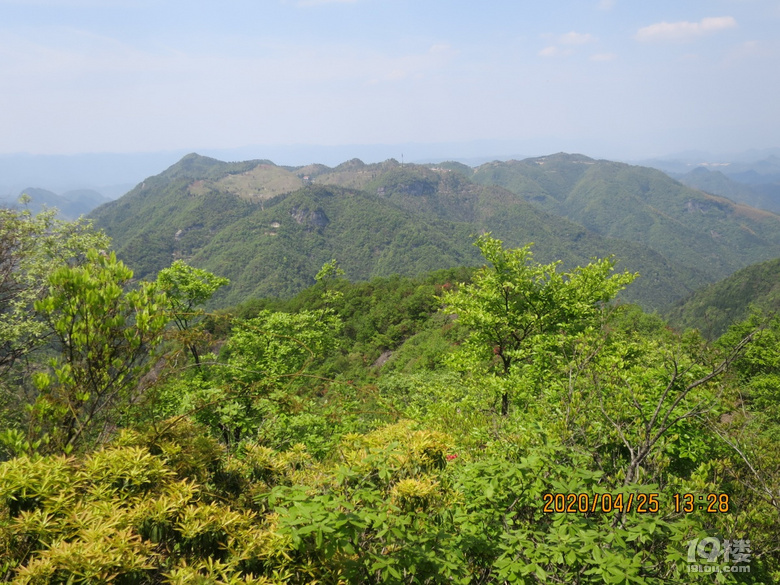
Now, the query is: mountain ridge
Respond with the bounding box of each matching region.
[665,256,780,338]
[88,152,780,310]
[470,154,780,283]
[1,187,111,219]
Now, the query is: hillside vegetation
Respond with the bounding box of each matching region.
[3,207,780,583]
[666,257,780,338]
[471,153,780,283]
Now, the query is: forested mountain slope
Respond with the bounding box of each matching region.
[91,152,780,309]
[89,154,705,309]
[666,256,780,338]
[471,153,780,282]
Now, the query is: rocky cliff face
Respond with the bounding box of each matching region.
[290,205,330,230]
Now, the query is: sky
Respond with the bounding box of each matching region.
[1,0,779,162]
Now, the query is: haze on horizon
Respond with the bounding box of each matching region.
[2,0,779,162]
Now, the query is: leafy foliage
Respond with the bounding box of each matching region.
[31,250,168,453]
[157,260,230,366]
[0,208,110,374]
[2,210,779,583]
[441,234,635,414]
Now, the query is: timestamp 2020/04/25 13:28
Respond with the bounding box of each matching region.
[542,492,731,514]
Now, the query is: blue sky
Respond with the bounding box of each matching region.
[1,0,779,161]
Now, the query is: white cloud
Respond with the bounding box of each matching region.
[538,31,594,58]
[0,29,463,152]
[0,26,455,89]
[0,29,183,78]
[538,46,572,58]
[597,0,615,10]
[558,32,596,45]
[636,16,737,42]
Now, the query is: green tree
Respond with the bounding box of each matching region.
[556,326,754,486]
[0,207,109,375]
[31,250,168,452]
[156,260,229,367]
[175,308,343,447]
[314,258,346,305]
[314,258,345,284]
[441,234,636,414]
[707,312,780,579]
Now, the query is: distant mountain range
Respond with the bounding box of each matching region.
[638,149,780,178]
[671,167,780,215]
[469,154,780,283]
[4,146,780,200]
[636,152,780,214]
[86,152,780,312]
[1,187,111,220]
[0,152,184,200]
